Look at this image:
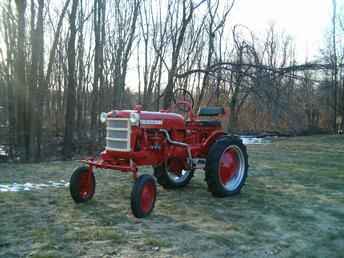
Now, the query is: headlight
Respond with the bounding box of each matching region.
[130,112,140,126]
[100,112,107,123]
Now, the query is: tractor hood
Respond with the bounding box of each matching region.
[108,110,185,129]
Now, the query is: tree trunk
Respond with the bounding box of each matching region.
[15,0,28,160]
[28,0,37,160]
[163,1,194,109]
[63,0,78,159]
[228,86,239,132]
[332,0,338,132]
[91,0,102,143]
[34,0,44,161]
[98,0,106,140]
[4,3,17,159]
[76,0,85,143]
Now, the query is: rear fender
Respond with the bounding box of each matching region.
[201,130,225,155]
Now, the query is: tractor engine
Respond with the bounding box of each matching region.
[100,108,190,169]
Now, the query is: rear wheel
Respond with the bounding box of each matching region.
[154,158,193,189]
[205,136,248,197]
[70,166,96,203]
[131,175,157,218]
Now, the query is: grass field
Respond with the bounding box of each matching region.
[0,135,343,258]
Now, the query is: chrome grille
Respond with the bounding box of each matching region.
[108,119,128,129]
[106,118,130,151]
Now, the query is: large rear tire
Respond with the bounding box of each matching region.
[205,136,248,197]
[70,166,96,203]
[154,158,193,189]
[131,175,157,218]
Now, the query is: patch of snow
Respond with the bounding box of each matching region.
[240,136,272,145]
[0,180,69,193]
[0,145,7,156]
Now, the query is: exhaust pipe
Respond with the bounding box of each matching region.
[159,129,193,167]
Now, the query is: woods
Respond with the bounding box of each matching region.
[0,0,343,161]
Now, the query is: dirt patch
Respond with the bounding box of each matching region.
[0,135,343,257]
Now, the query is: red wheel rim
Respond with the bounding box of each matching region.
[140,182,156,213]
[79,172,93,199]
[219,147,240,186]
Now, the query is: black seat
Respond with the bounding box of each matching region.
[198,107,225,116]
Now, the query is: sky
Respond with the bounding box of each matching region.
[228,0,333,62]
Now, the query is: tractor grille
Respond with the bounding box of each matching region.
[106,118,131,151]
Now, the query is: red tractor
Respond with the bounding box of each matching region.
[69,89,248,218]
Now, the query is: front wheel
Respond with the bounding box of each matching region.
[70,166,96,203]
[205,136,248,197]
[131,175,157,218]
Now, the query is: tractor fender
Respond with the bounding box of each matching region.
[217,134,242,142]
[201,130,226,154]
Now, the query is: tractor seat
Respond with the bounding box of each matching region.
[198,106,225,116]
[196,107,224,127]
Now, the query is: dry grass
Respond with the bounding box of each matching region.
[0,135,343,257]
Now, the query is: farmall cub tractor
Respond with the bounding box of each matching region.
[69,89,248,218]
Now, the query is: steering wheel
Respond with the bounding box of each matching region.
[172,88,194,113]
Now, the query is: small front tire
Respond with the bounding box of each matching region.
[70,166,96,203]
[131,175,157,218]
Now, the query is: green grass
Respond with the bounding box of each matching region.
[0,135,343,257]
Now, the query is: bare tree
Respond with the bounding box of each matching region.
[0,0,341,162]
[14,0,28,159]
[162,0,206,108]
[110,0,141,108]
[332,0,338,132]
[63,0,79,159]
[195,0,235,110]
[2,1,17,159]
[90,0,105,142]
[32,0,44,161]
